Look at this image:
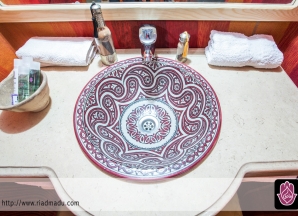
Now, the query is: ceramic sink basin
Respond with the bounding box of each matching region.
[74,57,221,180]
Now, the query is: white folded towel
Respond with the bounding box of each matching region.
[16,37,97,67]
[205,30,284,69]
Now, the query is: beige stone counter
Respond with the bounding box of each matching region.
[0,48,298,215]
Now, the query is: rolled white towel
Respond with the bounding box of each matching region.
[16,37,97,67]
[206,32,251,67]
[210,30,247,44]
[248,34,284,68]
[205,30,284,69]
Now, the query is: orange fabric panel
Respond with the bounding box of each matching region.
[50,0,82,3]
[197,21,230,48]
[1,0,86,4]
[1,0,22,4]
[0,23,46,50]
[244,0,292,2]
[0,22,87,51]
[105,21,119,49]
[0,33,17,82]
[49,22,77,37]
[105,21,134,49]
[2,0,49,4]
[226,0,244,2]
[228,21,256,36]
[243,0,261,2]
[166,21,198,48]
[255,22,290,44]
[68,21,93,37]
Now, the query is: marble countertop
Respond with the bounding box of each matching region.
[1,49,298,215]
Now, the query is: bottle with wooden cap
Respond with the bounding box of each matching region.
[176,31,190,63]
[90,2,118,66]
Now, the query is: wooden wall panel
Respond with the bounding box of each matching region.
[243,0,292,3]
[1,0,85,4]
[2,0,49,4]
[278,22,298,86]
[68,21,93,37]
[197,21,230,47]
[255,22,290,44]
[228,21,256,36]
[0,33,17,82]
[166,21,198,48]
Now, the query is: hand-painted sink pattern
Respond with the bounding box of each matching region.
[74,57,221,179]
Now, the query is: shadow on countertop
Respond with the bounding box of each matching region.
[0,98,52,134]
[41,65,90,72]
[208,65,284,73]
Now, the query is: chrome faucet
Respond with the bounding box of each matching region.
[139,25,157,61]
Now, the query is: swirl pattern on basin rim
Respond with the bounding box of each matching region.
[74,57,221,179]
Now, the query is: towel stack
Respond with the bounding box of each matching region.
[16,37,97,67]
[205,30,284,69]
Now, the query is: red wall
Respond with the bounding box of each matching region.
[278,22,298,87]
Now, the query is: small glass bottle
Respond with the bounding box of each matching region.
[176,31,190,63]
[90,3,118,66]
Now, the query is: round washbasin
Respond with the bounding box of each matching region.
[74,57,221,180]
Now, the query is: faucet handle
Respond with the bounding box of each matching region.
[139,25,157,45]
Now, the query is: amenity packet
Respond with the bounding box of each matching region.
[11,59,22,105]
[18,65,30,102]
[29,61,41,95]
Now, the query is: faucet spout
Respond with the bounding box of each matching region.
[139,25,157,61]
